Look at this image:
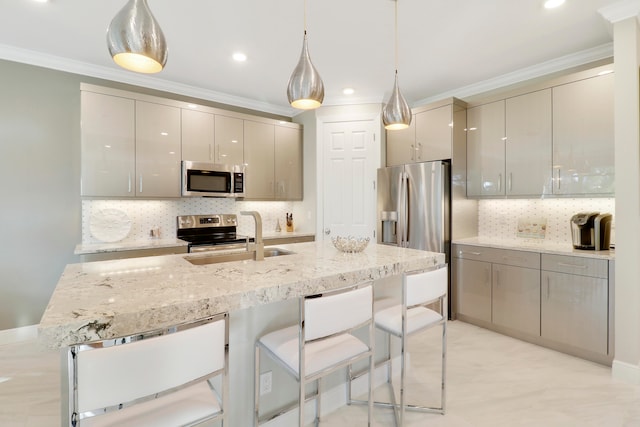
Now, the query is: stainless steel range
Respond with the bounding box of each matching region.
[177,214,253,253]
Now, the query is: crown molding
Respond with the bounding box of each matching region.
[413,43,613,107]
[599,0,640,23]
[0,43,295,118]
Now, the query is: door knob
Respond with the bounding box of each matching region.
[324,228,331,235]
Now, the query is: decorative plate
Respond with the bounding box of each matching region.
[90,208,132,243]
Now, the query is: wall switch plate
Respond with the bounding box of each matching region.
[259,371,272,395]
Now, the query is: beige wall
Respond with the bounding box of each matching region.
[0,60,82,329]
[611,15,640,383]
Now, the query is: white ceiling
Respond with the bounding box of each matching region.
[0,0,623,117]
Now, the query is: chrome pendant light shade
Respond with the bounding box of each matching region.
[383,0,411,130]
[107,0,168,74]
[383,71,411,130]
[287,32,324,110]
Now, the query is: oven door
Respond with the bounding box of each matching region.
[187,238,252,253]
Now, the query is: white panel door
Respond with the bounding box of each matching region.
[323,120,376,240]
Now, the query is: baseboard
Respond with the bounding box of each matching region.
[262,361,391,427]
[612,359,640,385]
[0,324,38,345]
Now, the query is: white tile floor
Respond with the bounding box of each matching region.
[1,321,639,426]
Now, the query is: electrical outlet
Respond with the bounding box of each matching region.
[259,371,272,395]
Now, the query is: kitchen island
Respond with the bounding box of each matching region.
[40,241,444,426]
[40,241,442,348]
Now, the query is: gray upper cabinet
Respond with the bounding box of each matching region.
[81,83,302,200]
[244,120,275,200]
[386,98,466,166]
[467,69,614,199]
[505,89,552,196]
[135,101,182,198]
[81,91,135,197]
[81,91,181,198]
[466,100,505,197]
[385,117,415,166]
[552,73,614,195]
[415,104,454,162]
[214,115,244,166]
[181,108,214,162]
[181,111,244,166]
[244,121,303,201]
[182,108,215,162]
[275,125,303,200]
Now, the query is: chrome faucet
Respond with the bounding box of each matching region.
[240,211,264,261]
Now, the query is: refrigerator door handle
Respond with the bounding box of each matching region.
[401,172,409,247]
[396,171,404,246]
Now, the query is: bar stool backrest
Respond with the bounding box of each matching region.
[72,314,227,416]
[304,284,373,342]
[405,265,448,307]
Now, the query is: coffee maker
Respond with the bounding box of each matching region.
[570,212,612,250]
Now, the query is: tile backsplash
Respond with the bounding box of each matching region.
[478,198,615,245]
[81,199,296,244]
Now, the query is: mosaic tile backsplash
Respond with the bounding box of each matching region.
[82,199,296,244]
[478,198,615,245]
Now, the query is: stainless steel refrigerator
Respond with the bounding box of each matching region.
[377,160,450,261]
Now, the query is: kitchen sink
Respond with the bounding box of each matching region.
[184,247,294,266]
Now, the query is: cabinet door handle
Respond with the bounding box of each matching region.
[460,251,482,256]
[508,172,513,192]
[209,144,213,161]
[557,262,588,269]
[139,174,143,193]
[410,145,415,161]
[546,276,550,300]
[128,172,132,193]
[556,169,561,190]
[498,173,502,192]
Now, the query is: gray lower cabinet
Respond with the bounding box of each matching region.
[455,258,492,323]
[541,254,609,355]
[453,243,612,364]
[453,244,540,337]
[492,263,540,336]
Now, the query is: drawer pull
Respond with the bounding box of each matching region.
[460,251,482,256]
[557,262,587,269]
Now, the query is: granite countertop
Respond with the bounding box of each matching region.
[40,241,443,348]
[453,237,615,260]
[73,232,316,255]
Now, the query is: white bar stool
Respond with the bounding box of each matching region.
[254,282,375,426]
[66,313,228,426]
[351,265,447,426]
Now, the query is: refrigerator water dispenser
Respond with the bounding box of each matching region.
[381,211,398,243]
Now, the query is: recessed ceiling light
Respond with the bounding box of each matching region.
[544,0,565,9]
[33,0,49,3]
[187,104,197,109]
[343,88,355,95]
[232,52,247,62]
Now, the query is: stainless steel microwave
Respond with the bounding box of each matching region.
[182,161,245,198]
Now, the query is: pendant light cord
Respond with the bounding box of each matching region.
[304,0,308,35]
[394,0,399,76]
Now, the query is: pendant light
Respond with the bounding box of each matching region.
[382,0,411,130]
[107,0,168,74]
[287,0,324,109]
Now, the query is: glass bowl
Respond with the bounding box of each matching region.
[331,236,370,253]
